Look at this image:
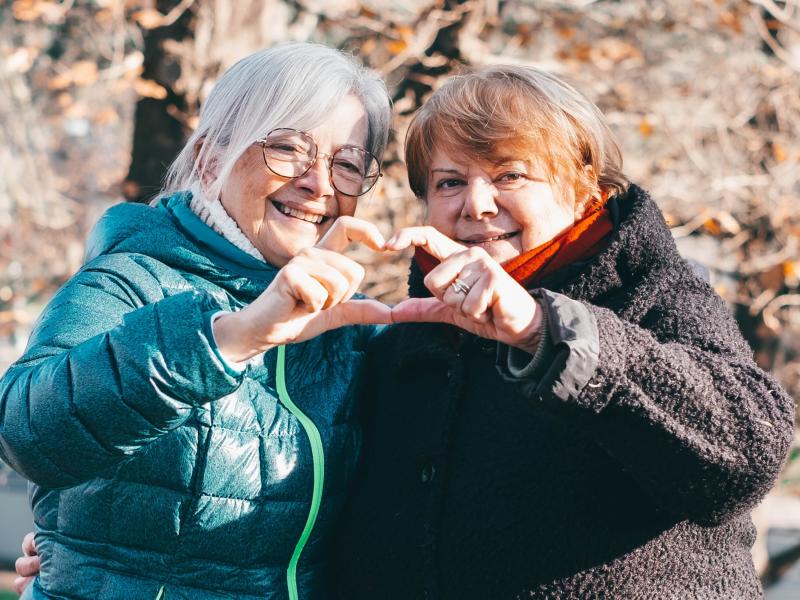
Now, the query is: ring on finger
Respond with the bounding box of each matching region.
[451,277,472,295]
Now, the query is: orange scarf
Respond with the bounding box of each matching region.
[414,205,614,289]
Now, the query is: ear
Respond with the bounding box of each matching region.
[193,137,218,189]
[574,164,602,219]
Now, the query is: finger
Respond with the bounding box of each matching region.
[281,265,330,313]
[391,297,457,325]
[323,299,393,329]
[22,531,36,556]
[460,274,494,323]
[385,226,466,261]
[15,554,40,578]
[317,216,386,253]
[296,249,365,303]
[441,279,470,314]
[14,576,34,595]
[292,258,353,309]
[424,253,490,300]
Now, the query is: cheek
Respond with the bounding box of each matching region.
[338,196,358,217]
[424,199,458,234]
[516,199,575,247]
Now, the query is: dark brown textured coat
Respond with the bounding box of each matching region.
[330,185,795,600]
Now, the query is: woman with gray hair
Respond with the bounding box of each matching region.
[0,42,391,600]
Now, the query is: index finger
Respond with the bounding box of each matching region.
[316,216,385,253]
[385,226,467,261]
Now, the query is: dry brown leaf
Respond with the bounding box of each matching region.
[47,72,72,90]
[359,5,376,19]
[557,27,575,40]
[718,11,743,34]
[360,38,377,56]
[132,9,165,30]
[12,0,45,21]
[93,107,119,125]
[703,218,722,236]
[773,143,788,163]
[95,8,115,24]
[387,39,408,55]
[759,264,785,291]
[134,78,168,100]
[71,61,99,87]
[55,93,73,108]
[638,118,654,138]
[595,38,641,65]
[12,0,66,23]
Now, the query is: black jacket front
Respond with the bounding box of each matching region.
[330,185,795,600]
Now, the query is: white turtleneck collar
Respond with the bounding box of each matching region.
[188,181,266,262]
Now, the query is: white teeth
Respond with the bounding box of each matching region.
[463,232,516,244]
[275,202,324,224]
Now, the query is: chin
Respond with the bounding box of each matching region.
[483,242,522,264]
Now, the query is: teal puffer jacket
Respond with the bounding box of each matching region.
[0,192,374,600]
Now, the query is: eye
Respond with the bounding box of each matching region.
[333,158,363,175]
[270,143,301,153]
[496,171,526,183]
[435,178,465,190]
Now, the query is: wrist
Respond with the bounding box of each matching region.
[212,310,274,365]
[512,302,545,355]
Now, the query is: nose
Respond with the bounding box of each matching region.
[294,154,335,198]
[461,178,499,220]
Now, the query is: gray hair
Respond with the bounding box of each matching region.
[160,42,392,203]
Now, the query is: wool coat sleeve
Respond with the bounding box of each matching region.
[0,255,243,488]
[498,272,794,526]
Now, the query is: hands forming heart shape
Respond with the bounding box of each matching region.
[213,217,544,366]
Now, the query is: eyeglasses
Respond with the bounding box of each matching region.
[256,128,382,197]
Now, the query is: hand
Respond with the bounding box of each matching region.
[214,217,391,364]
[14,531,39,595]
[386,226,544,354]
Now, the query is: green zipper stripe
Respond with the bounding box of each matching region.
[276,344,325,600]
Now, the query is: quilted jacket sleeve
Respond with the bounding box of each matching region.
[0,257,243,488]
[498,273,795,525]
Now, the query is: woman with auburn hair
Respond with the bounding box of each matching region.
[330,65,794,599]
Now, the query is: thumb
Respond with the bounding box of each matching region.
[391,298,456,324]
[325,299,393,329]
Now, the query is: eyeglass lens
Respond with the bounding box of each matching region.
[261,129,380,196]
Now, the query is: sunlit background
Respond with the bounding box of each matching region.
[1,0,799,596]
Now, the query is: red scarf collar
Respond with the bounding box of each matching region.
[414,204,614,289]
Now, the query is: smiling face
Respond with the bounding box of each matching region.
[425,148,586,264]
[218,94,369,267]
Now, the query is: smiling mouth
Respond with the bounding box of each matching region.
[458,231,519,245]
[272,201,330,225]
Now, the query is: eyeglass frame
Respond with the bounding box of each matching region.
[255,128,383,198]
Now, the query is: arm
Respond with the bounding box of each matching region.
[0,257,243,488]
[387,226,793,524]
[500,278,795,524]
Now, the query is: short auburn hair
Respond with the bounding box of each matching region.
[405,65,629,203]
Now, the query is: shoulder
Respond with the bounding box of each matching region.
[85,202,165,261]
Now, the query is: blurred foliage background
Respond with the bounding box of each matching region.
[1,0,800,587]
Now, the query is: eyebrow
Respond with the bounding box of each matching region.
[431,168,464,175]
